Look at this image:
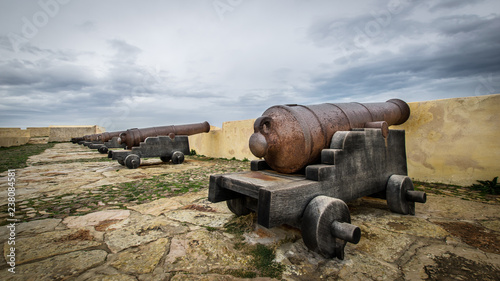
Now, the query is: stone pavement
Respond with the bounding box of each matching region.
[0,143,499,280]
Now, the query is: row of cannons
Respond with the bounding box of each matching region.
[71,122,211,169]
[72,99,426,260]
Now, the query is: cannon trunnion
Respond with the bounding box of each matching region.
[209,128,426,259]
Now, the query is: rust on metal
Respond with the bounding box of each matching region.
[118,121,211,149]
[249,99,410,174]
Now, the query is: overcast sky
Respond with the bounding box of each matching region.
[1,0,499,131]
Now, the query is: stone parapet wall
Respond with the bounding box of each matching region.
[48,125,105,142]
[0,125,106,147]
[27,127,51,137]
[391,94,500,186]
[189,119,258,161]
[0,128,31,147]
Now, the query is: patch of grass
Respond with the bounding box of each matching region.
[469,177,500,195]
[0,143,56,172]
[211,241,284,279]
[250,244,285,279]
[205,226,218,232]
[413,180,499,204]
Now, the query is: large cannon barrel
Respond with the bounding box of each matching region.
[118,121,211,149]
[249,99,410,174]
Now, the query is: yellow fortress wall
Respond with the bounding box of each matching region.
[27,127,51,137]
[391,94,500,186]
[189,119,258,161]
[48,125,105,142]
[0,128,31,147]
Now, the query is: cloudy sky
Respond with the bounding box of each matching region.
[1,0,499,131]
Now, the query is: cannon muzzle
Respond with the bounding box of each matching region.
[118,121,211,149]
[249,99,410,173]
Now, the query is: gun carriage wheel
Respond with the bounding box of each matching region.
[227,197,252,216]
[98,146,109,154]
[171,151,185,164]
[386,175,426,215]
[302,196,360,260]
[125,154,141,169]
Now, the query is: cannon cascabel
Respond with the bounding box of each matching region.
[249,99,410,174]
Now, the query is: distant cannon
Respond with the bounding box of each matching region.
[118,121,210,149]
[110,122,211,169]
[209,99,426,259]
[110,136,190,169]
[76,134,102,146]
[70,137,85,144]
[88,130,126,154]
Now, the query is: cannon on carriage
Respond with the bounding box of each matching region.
[108,121,210,169]
[208,99,426,259]
[84,130,127,154]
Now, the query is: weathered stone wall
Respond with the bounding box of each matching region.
[27,127,51,137]
[48,125,105,142]
[189,119,258,161]
[1,126,106,146]
[391,94,500,186]
[0,128,31,147]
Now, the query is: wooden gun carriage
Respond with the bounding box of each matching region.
[209,100,426,259]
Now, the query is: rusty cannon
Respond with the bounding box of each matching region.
[71,137,85,144]
[117,121,210,149]
[86,130,127,154]
[109,122,210,169]
[209,99,426,259]
[77,134,103,147]
[73,131,126,153]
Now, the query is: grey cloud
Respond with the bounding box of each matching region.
[429,0,485,12]
[307,0,422,48]
[108,39,142,63]
[432,14,495,35]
